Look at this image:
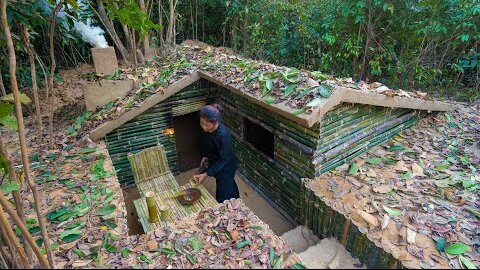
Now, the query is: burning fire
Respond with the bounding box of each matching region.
[164,128,175,135]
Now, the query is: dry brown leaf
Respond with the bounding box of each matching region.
[72,259,93,268]
[394,161,409,172]
[411,163,425,177]
[366,169,377,178]
[406,228,416,244]
[373,185,392,194]
[147,240,158,251]
[356,210,379,227]
[231,230,238,242]
[381,214,390,230]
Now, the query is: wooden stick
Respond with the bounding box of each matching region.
[0,193,50,268]
[0,224,18,268]
[0,137,31,262]
[0,0,54,267]
[0,241,10,268]
[0,206,29,269]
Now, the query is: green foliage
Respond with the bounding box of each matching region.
[105,0,160,38]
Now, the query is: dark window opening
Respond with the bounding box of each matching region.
[244,118,274,158]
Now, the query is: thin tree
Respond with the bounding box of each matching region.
[0,136,32,262]
[0,70,5,96]
[0,0,55,267]
[20,26,43,143]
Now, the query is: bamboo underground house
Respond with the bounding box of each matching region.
[85,42,455,268]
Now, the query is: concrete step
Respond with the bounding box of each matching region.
[298,238,364,269]
[280,225,320,254]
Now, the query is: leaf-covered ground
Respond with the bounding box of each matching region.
[2,117,303,269]
[77,41,437,136]
[310,105,480,269]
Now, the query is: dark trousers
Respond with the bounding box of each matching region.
[215,168,240,203]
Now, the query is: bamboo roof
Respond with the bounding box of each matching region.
[87,41,454,141]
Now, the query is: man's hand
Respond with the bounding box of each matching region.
[200,157,208,168]
[193,173,208,185]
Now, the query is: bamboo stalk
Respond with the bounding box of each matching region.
[0,222,19,268]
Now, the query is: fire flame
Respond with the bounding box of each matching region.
[164,128,175,135]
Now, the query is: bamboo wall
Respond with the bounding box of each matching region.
[105,82,217,186]
[313,104,426,176]
[220,89,318,222]
[301,179,406,269]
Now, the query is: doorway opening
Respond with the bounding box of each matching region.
[173,111,203,172]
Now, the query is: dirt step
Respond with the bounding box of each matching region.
[298,238,364,269]
[280,225,320,253]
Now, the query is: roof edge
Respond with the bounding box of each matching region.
[90,71,201,141]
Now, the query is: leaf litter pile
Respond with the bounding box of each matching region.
[77,40,436,136]
[108,199,303,269]
[309,106,480,269]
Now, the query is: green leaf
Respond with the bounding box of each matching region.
[138,254,152,264]
[236,240,251,249]
[387,145,405,152]
[0,114,18,130]
[445,243,468,255]
[365,157,382,165]
[293,263,306,269]
[61,233,81,243]
[292,108,306,115]
[0,182,19,194]
[283,84,297,96]
[383,206,401,216]
[244,259,252,265]
[28,226,41,234]
[270,248,275,264]
[187,253,196,265]
[104,243,118,253]
[249,225,263,230]
[295,87,314,99]
[459,255,476,269]
[436,237,447,252]
[318,84,333,98]
[121,248,131,258]
[273,255,283,269]
[188,236,202,252]
[60,228,82,240]
[160,248,176,256]
[0,103,14,118]
[263,95,276,104]
[80,147,97,154]
[97,204,116,216]
[1,93,31,105]
[348,163,359,175]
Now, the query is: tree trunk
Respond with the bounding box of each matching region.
[132,29,138,66]
[359,1,372,81]
[242,0,249,54]
[94,0,130,63]
[0,70,5,96]
[0,137,31,263]
[231,15,238,50]
[20,26,43,143]
[158,0,164,47]
[48,2,62,151]
[138,0,150,53]
[166,0,176,46]
[1,0,55,267]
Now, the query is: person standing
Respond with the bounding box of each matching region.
[193,104,240,202]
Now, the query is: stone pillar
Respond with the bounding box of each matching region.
[91,47,119,76]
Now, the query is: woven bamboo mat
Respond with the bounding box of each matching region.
[134,183,218,233]
[136,172,180,196]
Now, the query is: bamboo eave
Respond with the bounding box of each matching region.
[89,69,455,141]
